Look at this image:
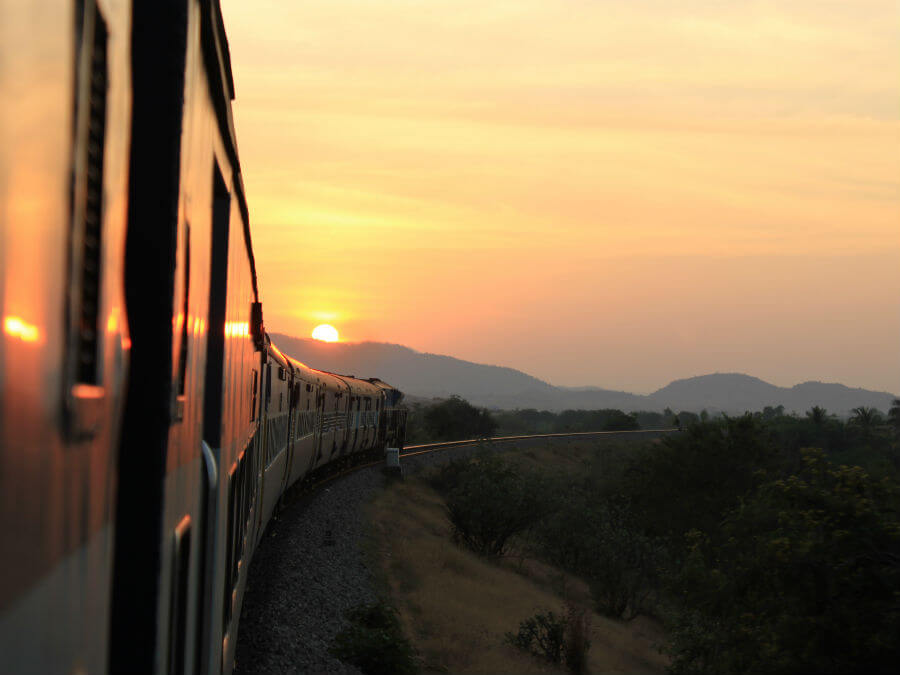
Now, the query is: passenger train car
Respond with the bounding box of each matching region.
[0,1,407,674]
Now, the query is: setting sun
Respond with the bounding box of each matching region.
[311,324,339,342]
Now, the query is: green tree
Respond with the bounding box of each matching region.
[423,395,496,441]
[621,415,776,545]
[668,449,900,675]
[849,406,883,444]
[437,455,552,557]
[603,409,640,431]
[535,495,665,619]
[889,399,900,437]
[805,405,828,426]
[762,404,785,420]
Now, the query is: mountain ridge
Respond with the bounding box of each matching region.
[268,333,897,415]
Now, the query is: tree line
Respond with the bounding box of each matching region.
[405,394,900,449]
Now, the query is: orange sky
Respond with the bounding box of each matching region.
[220,0,899,393]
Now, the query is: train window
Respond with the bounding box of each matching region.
[278,366,286,381]
[62,1,109,439]
[202,164,230,448]
[249,369,258,422]
[70,0,108,387]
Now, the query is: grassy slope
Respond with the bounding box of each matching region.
[366,440,669,674]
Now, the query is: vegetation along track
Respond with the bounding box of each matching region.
[235,428,676,673]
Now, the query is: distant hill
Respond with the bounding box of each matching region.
[269,334,555,399]
[647,374,896,417]
[269,334,897,416]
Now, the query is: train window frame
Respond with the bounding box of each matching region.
[64,0,110,440]
[201,163,230,448]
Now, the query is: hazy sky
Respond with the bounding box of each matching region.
[220,0,899,393]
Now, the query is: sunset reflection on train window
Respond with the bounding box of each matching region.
[3,316,40,343]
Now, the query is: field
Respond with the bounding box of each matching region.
[365,440,669,674]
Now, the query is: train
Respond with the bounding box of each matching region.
[0,1,407,674]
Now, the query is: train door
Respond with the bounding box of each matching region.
[194,162,231,675]
[109,0,190,671]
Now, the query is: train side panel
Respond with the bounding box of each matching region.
[285,358,319,486]
[0,1,131,673]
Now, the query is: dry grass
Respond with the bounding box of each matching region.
[366,471,669,674]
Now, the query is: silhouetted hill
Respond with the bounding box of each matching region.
[269,334,555,399]
[648,373,897,416]
[269,334,897,416]
[650,373,782,412]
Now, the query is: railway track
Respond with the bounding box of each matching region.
[290,427,680,498]
[401,427,679,457]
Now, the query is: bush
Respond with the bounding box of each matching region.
[506,606,591,673]
[435,455,553,556]
[535,496,665,619]
[329,601,420,675]
[585,506,665,620]
[505,610,566,664]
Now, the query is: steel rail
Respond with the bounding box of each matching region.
[401,428,679,457]
[286,428,679,498]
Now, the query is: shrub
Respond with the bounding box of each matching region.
[505,610,566,664]
[586,512,665,620]
[535,496,664,619]
[437,454,553,556]
[506,606,592,673]
[329,601,420,675]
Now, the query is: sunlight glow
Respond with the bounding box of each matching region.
[225,321,250,338]
[312,324,339,342]
[3,316,40,343]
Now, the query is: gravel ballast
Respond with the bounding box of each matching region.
[233,443,493,674]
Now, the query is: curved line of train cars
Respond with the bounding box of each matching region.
[0,1,408,674]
